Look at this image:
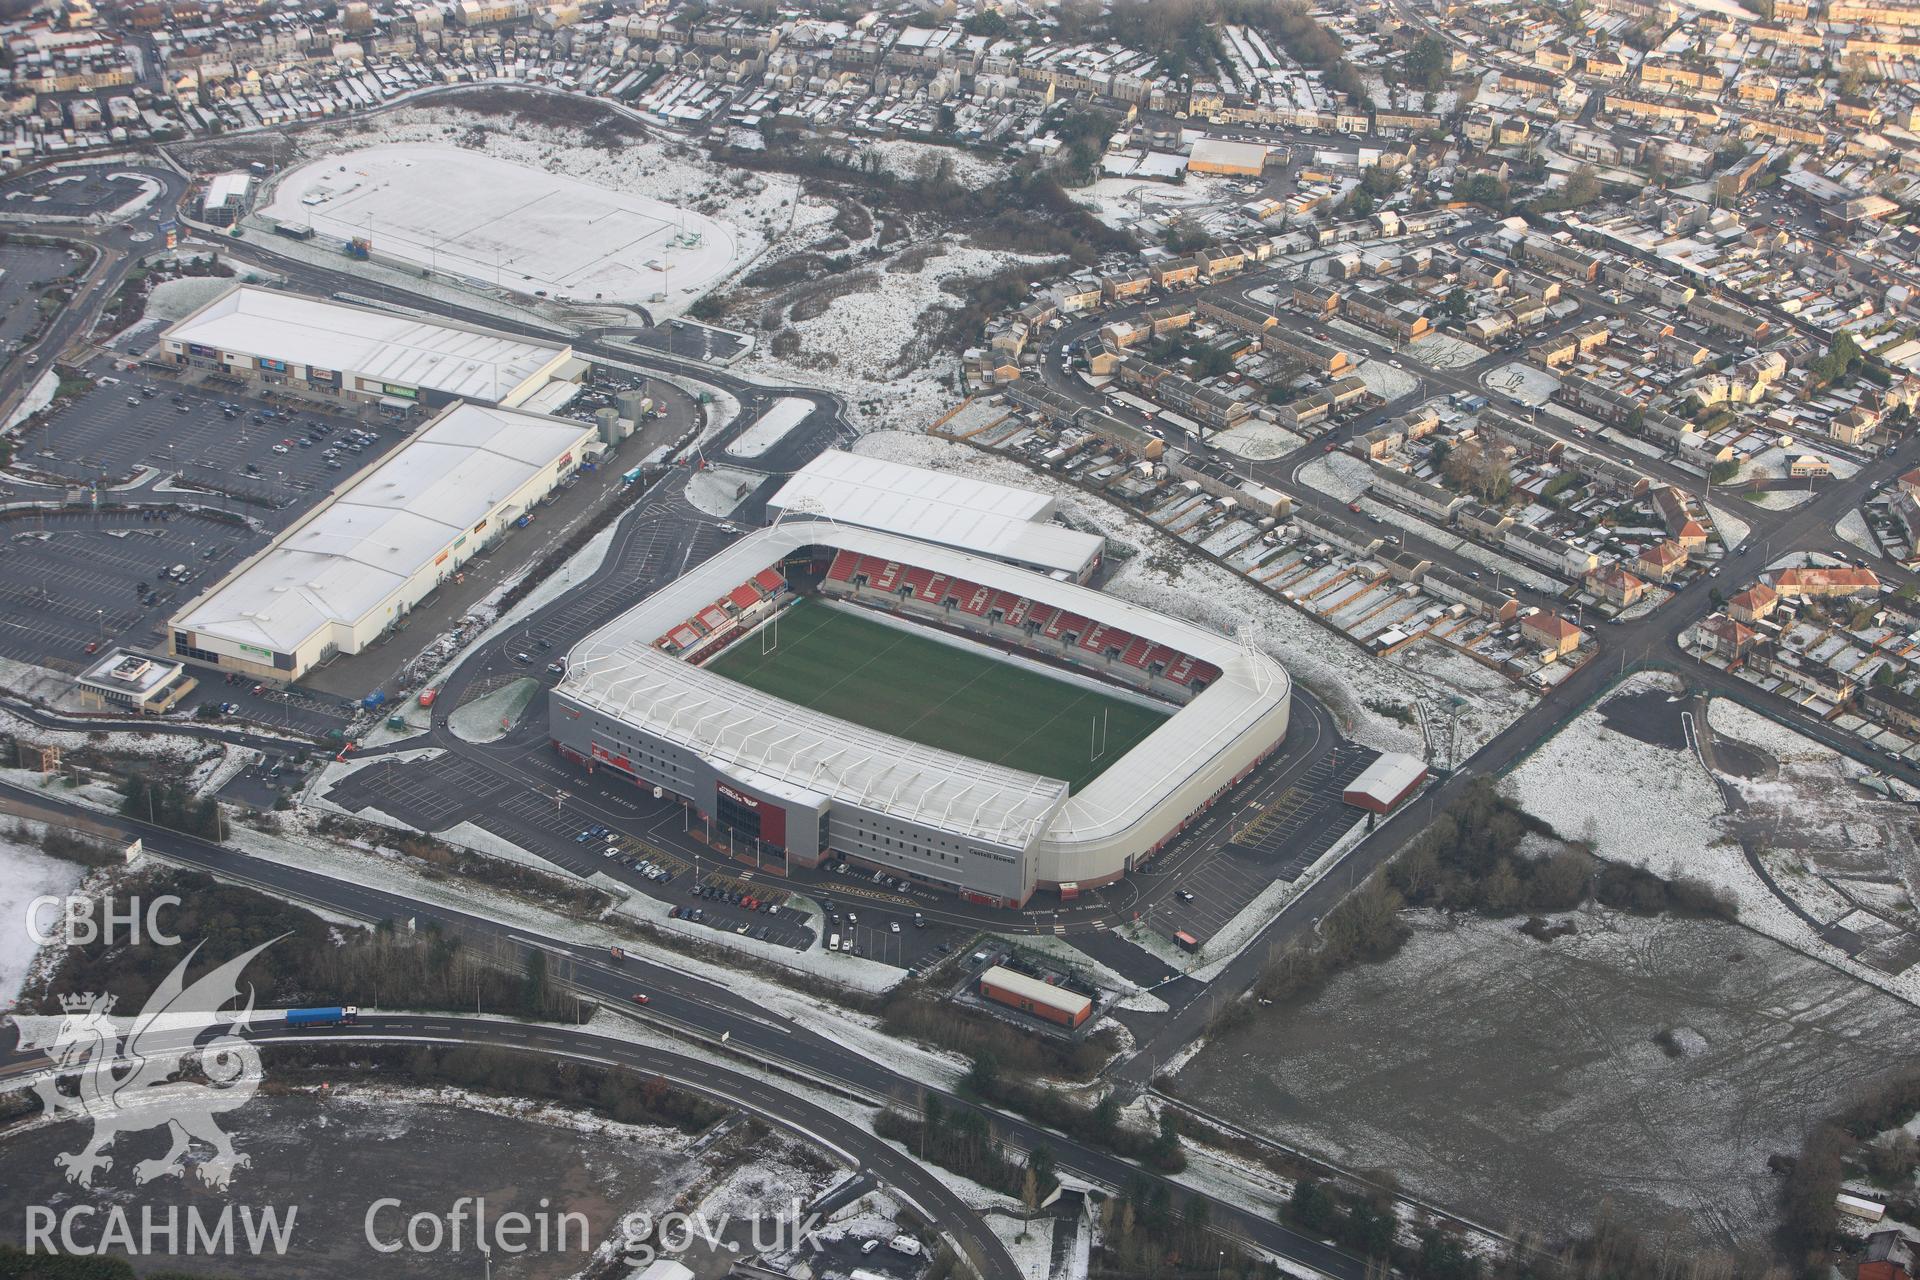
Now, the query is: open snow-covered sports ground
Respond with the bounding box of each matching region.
[262,143,742,303]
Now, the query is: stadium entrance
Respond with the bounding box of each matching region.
[716,782,782,848]
[694,772,833,874]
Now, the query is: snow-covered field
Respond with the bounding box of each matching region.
[1297,451,1374,502]
[1507,673,1754,891]
[745,243,1045,434]
[1482,361,1561,407]
[1352,359,1420,402]
[1748,443,1859,482]
[1408,332,1488,369]
[845,137,1008,191]
[1176,906,1920,1246]
[1210,418,1306,461]
[1070,174,1244,230]
[1509,674,1920,1006]
[263,143,742,305]
[143,275,239,324]
[251,106,802,318]
[0,834,84,1010]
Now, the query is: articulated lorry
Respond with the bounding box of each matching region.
[284,1006,359,1028]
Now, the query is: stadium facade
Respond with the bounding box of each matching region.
[550,523,1290,907]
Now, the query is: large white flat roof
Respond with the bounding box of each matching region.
[768,449,1104,577]
[173,402,592,655]
[560,524,1288,850]
[163,285,568,404]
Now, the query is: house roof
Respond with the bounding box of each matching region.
[1523,612,1582,643]
[1771,566,1880,592]
[1639,540,1687,566]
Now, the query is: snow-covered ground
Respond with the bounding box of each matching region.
[1407,332,1487,369]
[1481,361,1561,407]
[1748,443,1859,483]
[744,243,1046,434]
[0,834,85,1010]
[1706,501,1751,550]
[684,465,759,517]
[1507,673,1739,881]
[249,105,802,319]
[1070,174,1245,230]
[143,275,237,324]
[0,706,221,768]
[4,370,58,431]
[727,396,813,459]
[264,143,742,305]
[1210,419,1307,461]
[447,677,540,743]
[1352,359,1421,402]
[1296,451,1374,502]
[268,142,741,307]
[846,137,1008,190]
[1509,674,1920,1007]
[1837,509,1878,557]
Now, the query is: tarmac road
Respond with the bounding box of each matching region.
[0,776,1371,1280]
[0,1008,1016,1280]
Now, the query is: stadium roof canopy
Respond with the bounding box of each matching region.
[172,402,592,654]
[162,285,570,405]
[766,449,1105,580]
[562,524,1288,853]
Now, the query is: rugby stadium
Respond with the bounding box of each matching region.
[550,517,1290,908]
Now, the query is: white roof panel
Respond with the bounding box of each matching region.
[768,449,1103,576]
[163,285,566,404]
[173,402,591,654]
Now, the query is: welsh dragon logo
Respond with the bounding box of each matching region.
[12,937,281,1190]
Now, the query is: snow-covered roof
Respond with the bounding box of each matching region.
[162,285,569,405]
[172,402,592,655]
[205,171,251,206]
[1343,751,1427,809]
[767,449,1104,577]
[561,524,1288,854]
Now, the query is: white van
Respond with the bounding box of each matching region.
[828,932,840,952]
[166,563,187,580]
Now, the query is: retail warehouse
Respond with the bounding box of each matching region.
[168,401,594,681]
[157,285,577,410]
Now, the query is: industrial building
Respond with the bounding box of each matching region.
[551,522,1291,907]
[199,172,252,226]
[978,966,1093,1028]
[168,401,594,681]
[158,285,576,410]
[765,449,1106,582]
[1187,137,1272,175]
[1342,752,1428,814]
